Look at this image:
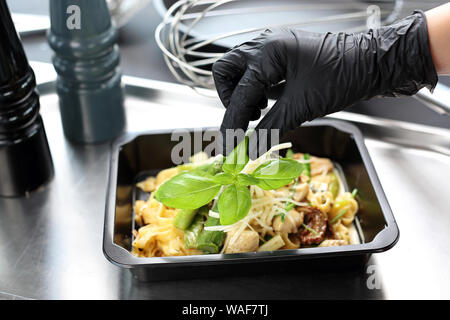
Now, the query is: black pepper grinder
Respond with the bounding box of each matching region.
[47,0,126,144]
[0,0,54,197]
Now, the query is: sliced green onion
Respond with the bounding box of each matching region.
[351,188,358,198]
[302,223,319,236]
[285,203,295,212]
[282,176,299,221]
[303,153,311,182]
[330,209,348,224]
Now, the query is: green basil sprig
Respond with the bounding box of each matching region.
[154,171,221,209]
[236,173,259,186]
[154,138,304,226]
[218,184,252,225]
[251,159,304,190]
[222,136,249,174]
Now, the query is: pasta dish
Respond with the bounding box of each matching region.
[131,142,359,257]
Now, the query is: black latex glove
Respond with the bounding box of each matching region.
[212,10,438,151]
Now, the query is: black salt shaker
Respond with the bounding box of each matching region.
[0,0,54,197]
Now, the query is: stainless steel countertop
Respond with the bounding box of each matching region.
[0,62,449,300]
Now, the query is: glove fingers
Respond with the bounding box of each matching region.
[212,50,246,108]
[253,95,268,120]
[219,104,253,155]
[220,68,267,128]
[213,31,273,109]
[219,68,267,155]
[251,95,300,157]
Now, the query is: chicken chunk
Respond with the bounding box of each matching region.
[292,183,309,202]
[319,239,347,247]
[293,154,333,176]
[273,209,304,234]
[224,229,259,253]
[309,156,333,176]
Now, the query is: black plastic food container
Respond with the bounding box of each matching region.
[103,119,399,281]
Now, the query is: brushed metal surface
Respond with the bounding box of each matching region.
[0,62,449,299]
[415,83,450,115]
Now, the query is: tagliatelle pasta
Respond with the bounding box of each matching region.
[328,192,359,226]
[132,196,201,257]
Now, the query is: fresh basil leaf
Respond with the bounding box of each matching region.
[154,171,221,209]
[177,156,223,175]
[205,158,223,175]
[250,158,304,190]
[218,184,251,225]
[236,173,259,186]
[177,162,211,174]
[212,172,235,185]
[286,148,294,159]
[177,163,198,172]
[222,136,249,174]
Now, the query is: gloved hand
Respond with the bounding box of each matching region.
[212,10,438,145]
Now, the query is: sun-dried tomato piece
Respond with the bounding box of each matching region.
[298,207,327,245]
